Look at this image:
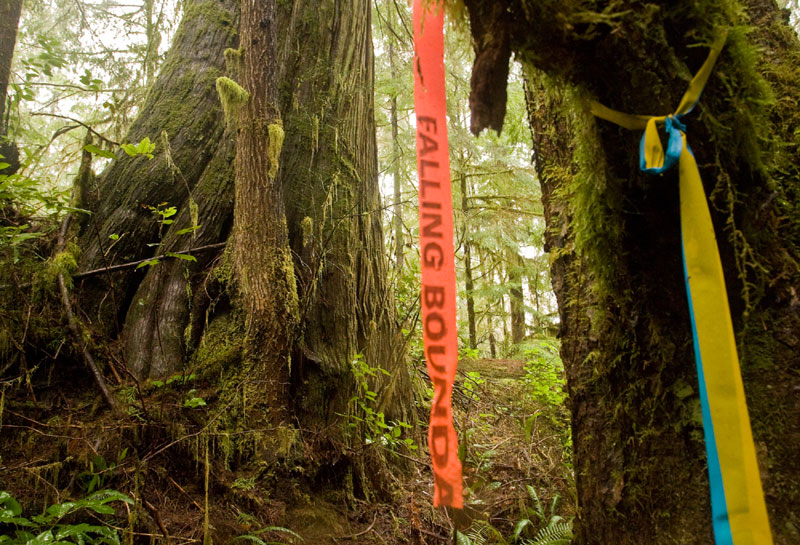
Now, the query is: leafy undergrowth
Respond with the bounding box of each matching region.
[0,340,574,545]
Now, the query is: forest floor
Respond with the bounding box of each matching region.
[0,353,574,544]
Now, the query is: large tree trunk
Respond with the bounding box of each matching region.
[75,0,411,488]
[77,0,239,380]
[462,0,800,543]
[276,0,412,442]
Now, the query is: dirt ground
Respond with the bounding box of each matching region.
[0,357,573,544]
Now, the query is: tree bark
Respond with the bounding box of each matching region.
[0,0,22,134]
[462,0,800,543]
[508,251,525,345]
[276,0,412,440]
[0,0,22,173]
[230,0,298,425]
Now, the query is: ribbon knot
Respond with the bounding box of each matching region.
[640,114,686,175]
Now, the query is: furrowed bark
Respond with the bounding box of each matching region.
[230,0,298,425]
[76,0,238,351]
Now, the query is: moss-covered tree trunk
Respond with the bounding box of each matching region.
[460,0,800,543]
[76,0,239,378]
[73,0,411,488]
[275,0,412,445]
[227,0,298,425]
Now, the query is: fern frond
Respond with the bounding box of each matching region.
[523,521,573,545]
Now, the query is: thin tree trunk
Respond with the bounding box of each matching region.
[0,0,22,134]
[527,263,540,334]
[0,0,22,174]
[488,316,496,359]
[230,0,297,425]
[389,40,404,273]
[509,251,525,345]
[460,171,477,350]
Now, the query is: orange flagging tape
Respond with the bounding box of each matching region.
[413,0,463,508]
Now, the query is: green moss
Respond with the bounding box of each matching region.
[191,311,244,377]
[215,76,250,126]
[267,122,285,179]
[182,0,236,38]
[223,47,244,76]
[300,216,313,246]
[45,243,80,290]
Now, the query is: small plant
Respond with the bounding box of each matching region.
[462,370,485,401]
[345,354,417,452]
[521,340,566,408]
[184,389,207,408]
[76,450,128,493]
[120,137,156,159]
[512,486,573,545]
[0,489,133,545]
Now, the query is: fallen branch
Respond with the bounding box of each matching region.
[57,213,118,411]
[73,242,227,280]
[0,243,227,290]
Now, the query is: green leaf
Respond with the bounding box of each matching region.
[513,519,531,541]
[184,397,206,408]
[175,225,201,236]
[0,491,23,517]
[0,163,10,171]
[135,259,160,269]
[120,143,137,156]
[161,206,177,218]
[83,145,116,160]
[166,252,197,262]
[456,531,472,545]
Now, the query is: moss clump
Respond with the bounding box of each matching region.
[267,122,285,179]
[215,76,250,126]
[45,242,81,290]
[300,216,313,246]
[223,47,244,77]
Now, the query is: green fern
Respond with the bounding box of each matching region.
[523,520,573,545]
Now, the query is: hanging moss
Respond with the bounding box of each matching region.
[215,76,250,126]
[267,122,285,179]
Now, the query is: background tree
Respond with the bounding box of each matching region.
[458,0,800,543]
[0,0,23,173]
